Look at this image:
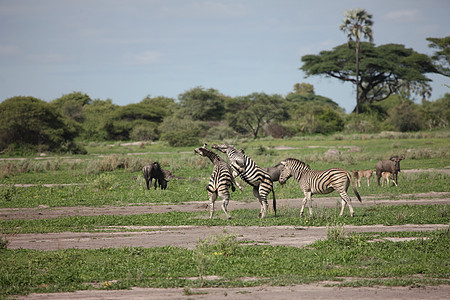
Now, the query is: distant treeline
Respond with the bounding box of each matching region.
[0,84,448,154]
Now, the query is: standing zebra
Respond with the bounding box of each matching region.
[211,144,276,218]
[194,144,242,219]
[279,158,361,217]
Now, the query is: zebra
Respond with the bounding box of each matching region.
[194,144,243,219]
[279,158,361,217]
[211,144,276,218]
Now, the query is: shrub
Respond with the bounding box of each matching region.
[389,102,424,132]
[130,124,158,141]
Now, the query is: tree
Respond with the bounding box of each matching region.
[178,87,226,121]
[301,43,439,112]
[421,93,450,129]
[340,8,374,113]
[0,96,82,153]
[286,83,343,112]
[81,99,118,140]
[426,36,450,77]
[104,102,168,141]
[140,95,177,116]
[226,93,288,139]
[158,116,206,147]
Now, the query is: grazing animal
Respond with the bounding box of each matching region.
[279,158,361,217]
[263,163,286,187]
[142,162,167,190]
[211,144,276,218]
[352,169,373,187]
[381,171,397,186]
[194,144,242,219]
[376,156,403,186]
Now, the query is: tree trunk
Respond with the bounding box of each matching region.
[355,41,360,114]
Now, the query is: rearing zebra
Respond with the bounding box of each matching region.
[194,143,242,219]
[279,158,361,217]
[211,144,276,218]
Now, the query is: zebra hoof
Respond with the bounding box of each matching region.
[228,216,232,220]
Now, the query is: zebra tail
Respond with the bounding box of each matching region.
[348,172,362,202]
[272,189,277,216]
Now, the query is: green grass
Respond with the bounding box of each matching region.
[2,205,449,234]
[1,229,448,297]
[0,132,449,296]
[0,169,448,208]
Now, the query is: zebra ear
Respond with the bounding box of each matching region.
[280,161,286,166]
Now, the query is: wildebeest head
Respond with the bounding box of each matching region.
[389,156,403,172]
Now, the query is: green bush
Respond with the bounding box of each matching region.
[0,96,82,154]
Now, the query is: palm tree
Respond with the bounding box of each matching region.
[340,8,374,113]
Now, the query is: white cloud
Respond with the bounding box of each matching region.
[125,51,163,65]
[27,53,74,64]
[0,45,20,56]
[188,1,250,17]
[384,9,421,22]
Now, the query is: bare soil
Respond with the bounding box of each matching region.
[5,191,449,299]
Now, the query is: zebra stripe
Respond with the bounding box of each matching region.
[279,158,361,217]
[211,144,276,218]
[194,144,240,219]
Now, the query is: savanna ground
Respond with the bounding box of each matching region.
[1,132,449,299]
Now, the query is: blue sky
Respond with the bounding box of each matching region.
[0,0,448,113]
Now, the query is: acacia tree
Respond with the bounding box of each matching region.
[301,42,439,112]
[426,36,450,77]
[340,8,374,113]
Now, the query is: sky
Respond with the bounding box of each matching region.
[0,0,449,113]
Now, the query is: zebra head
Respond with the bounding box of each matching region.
[194,143,208,156]
[211,144,245,155]
[279,160,293,185]
[211,144,231,153]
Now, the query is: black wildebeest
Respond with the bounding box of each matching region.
[376,156,403,186]
[263,163,286,187]
[142,162,167,190]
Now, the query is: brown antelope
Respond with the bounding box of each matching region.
[381,171,397,186]
[352,169,373,187]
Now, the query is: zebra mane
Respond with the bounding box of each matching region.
[283,158,311,170]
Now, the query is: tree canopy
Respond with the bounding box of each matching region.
[226,93,288,139]
[0,96,83,153]
[426,36,450,77]
[178,87,226,121]
[301,42,439,112]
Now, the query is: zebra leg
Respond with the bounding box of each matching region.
[253,187,268,218]
[231,176,244,192]
[299,192,310,217]
[208,191,217,219]
[306,192,314,216]
[339,192,354,217]
[218,191,232,219]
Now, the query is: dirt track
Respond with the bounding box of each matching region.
[5,192,449,299]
